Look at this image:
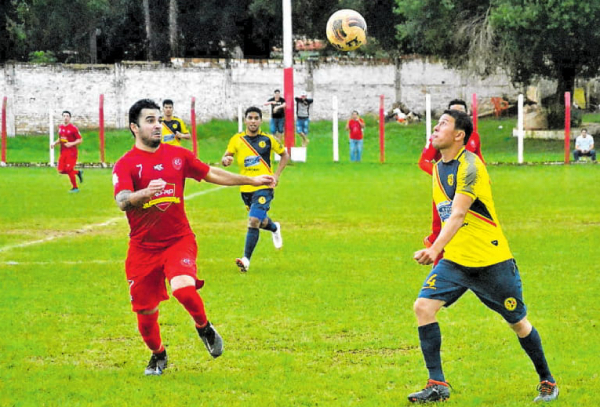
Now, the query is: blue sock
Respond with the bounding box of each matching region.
[418,322,445,382]
[244,227,260,259]
[261,217,277,232]
[518,327,554,383]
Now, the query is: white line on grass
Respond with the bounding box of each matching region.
[0,185,227,254]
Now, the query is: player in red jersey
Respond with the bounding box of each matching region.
[113,99,275,376]
[51,111,83,192]
[418,100,485,264]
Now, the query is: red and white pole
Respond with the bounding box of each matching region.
[191,97,198,157]
[564,92,571,164]
[1,96,7,165]
[282,0,295,153]
[99,94,105,165]
[379,95,385,163]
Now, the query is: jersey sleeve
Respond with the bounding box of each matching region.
[270,134,285,155]
[183,149,210,181]
[178,118,189,134]
[226,135,238,155]
[418,141,438,175]
[73,125,82,140]
[112,160,134,198]
[456,157,479,200]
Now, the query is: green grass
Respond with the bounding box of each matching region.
[5,113,595,165]
[0,120,599,406]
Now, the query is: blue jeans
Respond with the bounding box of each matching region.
[350,139,363,162]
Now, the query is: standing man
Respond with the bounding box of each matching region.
[418,99,484,265]
[573,128,596,162]
[221,106,289,273]
[294,91,313,147]
[346,110,365,162]
[160,99,190,147]
[264,89,286,141]
[409,110,558,403]
[51,110,83,193]
[113,99,275,376]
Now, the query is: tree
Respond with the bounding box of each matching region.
[395,0,600,104]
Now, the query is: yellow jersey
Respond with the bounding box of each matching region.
[160,117,189,146]
[226,131,285,193]
[433,148,513,267]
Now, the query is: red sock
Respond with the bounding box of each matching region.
[137,311,163,353]
[68,171,78,188]
[172,286,207,328]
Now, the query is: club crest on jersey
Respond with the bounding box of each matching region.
[142,182,180,211]
[259,141,266,148]
[172,157,183,170]
[244,156,261,167]
[437,200,452,222]
[504,297,517,311]
[447,174,454,186]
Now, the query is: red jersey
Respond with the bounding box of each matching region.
[347,118,365,140]
[418,131,484,175]
[113,144,210,249]
[58,123,82,157]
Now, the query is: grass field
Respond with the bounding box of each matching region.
[1,116,599,406]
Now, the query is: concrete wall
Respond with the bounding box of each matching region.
[1,57,530,136]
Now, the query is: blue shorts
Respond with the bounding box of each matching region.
[417,259,527,324]
[270,118,285,134]
[241,189,274,221]
[296,117,309,135]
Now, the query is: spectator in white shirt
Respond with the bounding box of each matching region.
[574,128,596,162]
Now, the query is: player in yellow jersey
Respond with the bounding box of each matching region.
[160,99,190,146]
[221,106,289,273]
[409,110,558,404]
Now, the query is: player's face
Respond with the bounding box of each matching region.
[432,114,461,150]
[245,112,262,134]
[63,113,71,124]
[131,108,162,149]
[274,92,281,100]
[163,104,174,117]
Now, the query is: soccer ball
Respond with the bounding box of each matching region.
[326,9,367,52]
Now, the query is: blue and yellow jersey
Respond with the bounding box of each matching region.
[226,131,285,193]
[160,117,189,146]
[433,148,513,267]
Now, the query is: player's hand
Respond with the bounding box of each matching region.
[221,156,234,167]
[253,175,276,187]
[146,179,167,197]
[413,248,440,265]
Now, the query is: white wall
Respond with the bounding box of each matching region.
[0,57,525,136]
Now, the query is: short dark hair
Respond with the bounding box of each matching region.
[352,110,359,115]
[62,110,71,117]
[274,89,280,93]
[129,99,160,137]
[448,99,468,112]
[581,128,588,132]
[443,109,473,145]
[245,106,262,119]
[162,99,174,107]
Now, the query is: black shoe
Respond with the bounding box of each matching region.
[77,170,83,184]
[534,380,559,402]
[144,349,167,376]
[196,321,223,358]
[408,379,450,403]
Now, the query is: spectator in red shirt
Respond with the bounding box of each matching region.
[418,100,485,264]
[346,110,366,162]
[51,111,83,192]
[113,99,275,376]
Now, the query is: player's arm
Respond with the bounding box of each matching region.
[204,166,275,187]
[273,149,289,186]
[65,137,83,148]
[115,179,167,211]
[414,193,473,265]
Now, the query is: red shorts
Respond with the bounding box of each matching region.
[57,153,77,173]
[125,234,204,312]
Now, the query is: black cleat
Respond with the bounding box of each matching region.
[534,380,559,402]
[196,321,223,358]
[77,170,84,184]
[408,379,450,403]
[144,349,167,376]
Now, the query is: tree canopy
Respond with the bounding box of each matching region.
[395,0,600,100]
